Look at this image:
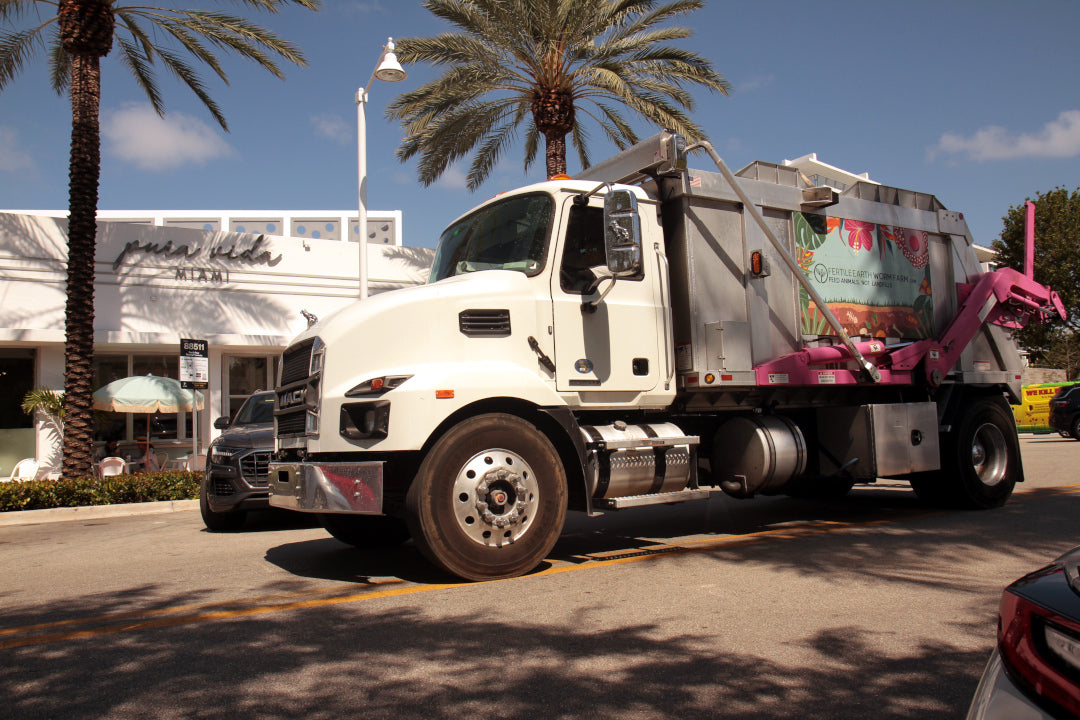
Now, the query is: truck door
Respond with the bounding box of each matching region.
[550,198,662,394]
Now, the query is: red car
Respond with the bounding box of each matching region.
[968,546,1080,719]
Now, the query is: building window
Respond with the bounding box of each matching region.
[224,355,278,420]
[0,349,35,430]
[93,354,190,442]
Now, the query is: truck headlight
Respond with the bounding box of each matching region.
[309,337,325,375]
[345,375,412,397]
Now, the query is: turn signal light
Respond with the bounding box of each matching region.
[750,251,769,278]
[435,390,454,399]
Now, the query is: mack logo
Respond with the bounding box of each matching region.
[280,388,306,408]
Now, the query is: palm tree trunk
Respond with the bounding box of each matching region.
[61,51,102,479]
[545,134,567,178]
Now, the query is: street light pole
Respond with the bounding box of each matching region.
[356,37,407,298]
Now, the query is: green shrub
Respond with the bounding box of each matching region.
[0,471,200,513]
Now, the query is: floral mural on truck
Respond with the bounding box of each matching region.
[794,212,934,339]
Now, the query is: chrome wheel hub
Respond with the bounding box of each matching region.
[452,449,539,547]
[971,422,1007,487]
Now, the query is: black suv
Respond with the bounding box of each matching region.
[200,391,274,531]
[1049,384,1080,440]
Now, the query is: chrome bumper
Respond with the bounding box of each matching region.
[268,460,384,514]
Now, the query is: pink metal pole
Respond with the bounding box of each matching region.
[1025,201,1036,279]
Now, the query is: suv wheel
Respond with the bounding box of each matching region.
[200,484,246,531]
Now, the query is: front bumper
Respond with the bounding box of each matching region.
[268,461,385,515]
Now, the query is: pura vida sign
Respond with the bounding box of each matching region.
[110,234,284,285]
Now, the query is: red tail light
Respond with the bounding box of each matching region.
[998,581,1080,717]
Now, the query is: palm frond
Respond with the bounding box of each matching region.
[468,118,521,190]
[0,21,50,90]
[155,45,229,130]
[116,36,165,116]
[0,0,50,23]
[522,121,540,172]
[21,386,65,422]
[46,28,69,94]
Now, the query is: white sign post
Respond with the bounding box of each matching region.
[180,339,209,467]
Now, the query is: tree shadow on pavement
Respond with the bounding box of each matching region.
[1,588,986,720]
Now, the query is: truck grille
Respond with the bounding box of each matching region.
[277,411,307,436]
[241,451,272,486]
[281,341,314,385]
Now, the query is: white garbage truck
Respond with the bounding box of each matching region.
[268,131,1063,580]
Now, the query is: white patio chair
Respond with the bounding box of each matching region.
[97,457,127,478]
[8,458,39,482]
[163,456,189,471]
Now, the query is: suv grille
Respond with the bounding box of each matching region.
[240,451,272,486]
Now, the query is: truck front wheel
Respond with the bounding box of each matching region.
[406,413,568,581]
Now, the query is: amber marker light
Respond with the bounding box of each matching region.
[435,390,455,399]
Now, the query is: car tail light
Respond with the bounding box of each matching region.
[998,580,1080,717]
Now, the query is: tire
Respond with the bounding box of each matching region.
[920,396,1020,509]
[200,484,246,532]
[318,513,411,549]
[1070,416,1080,441]
[405,413,568,581]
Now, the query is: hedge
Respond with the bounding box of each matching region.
[0,471,200,513]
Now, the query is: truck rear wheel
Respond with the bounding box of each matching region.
[406,413,568,581]
[913,396,1019,509]
[318,513,411,549]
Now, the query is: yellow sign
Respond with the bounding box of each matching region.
[1013,383,1074,433]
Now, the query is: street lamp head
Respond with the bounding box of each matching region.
[374,54,406,83]
[374,38,407,83]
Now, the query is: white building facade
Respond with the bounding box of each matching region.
[0,210,434,475]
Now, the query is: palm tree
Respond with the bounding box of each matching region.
[388,0,730,190]
[22,387,65,474]
[0,0,319,479]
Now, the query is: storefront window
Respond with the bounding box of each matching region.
[0,349,35,430]
[225,355,277,420]
[94,354,188,442]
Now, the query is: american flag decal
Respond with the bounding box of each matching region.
[689,175,702,187]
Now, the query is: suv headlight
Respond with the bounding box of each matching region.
[211,445,241,465]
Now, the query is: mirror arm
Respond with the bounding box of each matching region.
[574,182,610,206]
[581,275,617,314]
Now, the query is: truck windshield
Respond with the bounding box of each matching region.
[429,193,553,283]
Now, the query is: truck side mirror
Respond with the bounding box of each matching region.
[214,416,231,430]
[604,189,643,276]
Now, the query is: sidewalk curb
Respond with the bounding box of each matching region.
[0,499,198,527]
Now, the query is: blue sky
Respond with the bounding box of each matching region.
[1,0,1078,250]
